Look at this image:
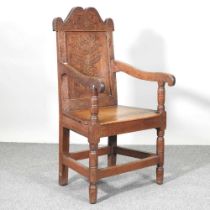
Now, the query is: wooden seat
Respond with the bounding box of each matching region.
[53,7,175,204]
[65,105,160,125]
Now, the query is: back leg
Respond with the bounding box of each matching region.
[59,125,69,186]
[108,135,117,166]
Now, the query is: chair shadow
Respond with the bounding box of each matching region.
[128,28,210,117]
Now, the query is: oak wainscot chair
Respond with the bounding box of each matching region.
[53,7,175,204]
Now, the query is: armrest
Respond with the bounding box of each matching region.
[112,60,175,86]
[60,62,105,93]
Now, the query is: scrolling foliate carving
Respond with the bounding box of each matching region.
[68,33,101,77]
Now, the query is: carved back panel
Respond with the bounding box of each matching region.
[53,7,117,112]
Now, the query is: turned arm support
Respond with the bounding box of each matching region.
[112,60,175,86]
[157,81,165,113]
[112,60,175,113]
[60,62,105,93]
[90,87,99,122]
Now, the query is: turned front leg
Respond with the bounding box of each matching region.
[89,85,99,204]
[156,81,165,185]
[89,142,98,204]
[156,129,164,184]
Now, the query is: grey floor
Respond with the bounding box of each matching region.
[0,143,210,210]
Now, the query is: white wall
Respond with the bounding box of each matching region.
[0,0,209,145]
